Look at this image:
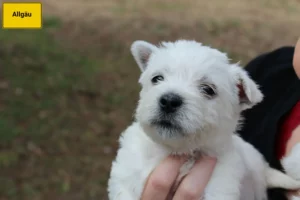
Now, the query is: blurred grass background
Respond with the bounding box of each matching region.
[0,0,300,199]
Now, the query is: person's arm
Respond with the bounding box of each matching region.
[285,38,300,198]
[286,38,300,156]
[292,38,300,79]
[286,126,300,157]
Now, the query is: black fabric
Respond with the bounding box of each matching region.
[239,47,300,200]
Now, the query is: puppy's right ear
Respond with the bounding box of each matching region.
[131,41,158,72]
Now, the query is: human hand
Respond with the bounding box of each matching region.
[141,155,217,200]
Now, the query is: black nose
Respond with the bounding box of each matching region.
[159,93,183,113]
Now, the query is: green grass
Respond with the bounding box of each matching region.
[0,19,99,144]
[0,19,103,199]
[0,16,138,199]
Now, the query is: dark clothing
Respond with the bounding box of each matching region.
[240,47,300,200]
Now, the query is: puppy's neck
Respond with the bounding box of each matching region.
[149,128,233,157]
[170,134,232,157]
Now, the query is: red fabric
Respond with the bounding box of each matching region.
[277,101,300,159]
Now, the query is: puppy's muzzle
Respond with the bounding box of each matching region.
[159,93,183,113]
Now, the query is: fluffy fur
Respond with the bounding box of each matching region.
[108,40,300,200]
[282,144,300,200]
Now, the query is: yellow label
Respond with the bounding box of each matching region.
[2,2,42,29]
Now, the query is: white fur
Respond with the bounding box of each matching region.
[282,144,300,181]
[282,144,300,200]
[108,40,300,200]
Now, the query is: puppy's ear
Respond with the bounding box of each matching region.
[230,64,263,110]
[131,40,158,72]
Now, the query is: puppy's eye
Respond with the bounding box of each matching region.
[151,75,164,84]
[200,84,216,98]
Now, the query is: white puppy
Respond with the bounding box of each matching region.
[108,40,300,200]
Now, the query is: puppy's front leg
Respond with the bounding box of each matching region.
[204,150,244,200]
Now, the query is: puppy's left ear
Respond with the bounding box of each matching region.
[131,40,158,72]
[230,64,264,110]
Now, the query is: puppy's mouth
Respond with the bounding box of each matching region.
[151,119,181,131]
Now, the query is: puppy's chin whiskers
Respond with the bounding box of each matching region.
[155,125,183,137]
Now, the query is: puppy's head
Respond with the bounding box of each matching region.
[131,40,263,146]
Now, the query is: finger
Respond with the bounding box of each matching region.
[141,155,187,200]
[173,157,217,200]
[293,37,300,78]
